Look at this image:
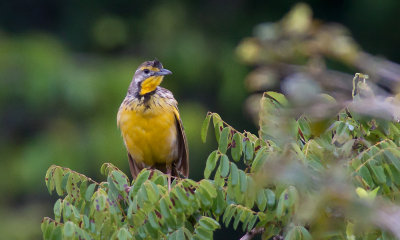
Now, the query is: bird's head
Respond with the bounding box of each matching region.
[130,59,172,96]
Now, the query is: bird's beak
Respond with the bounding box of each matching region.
[155,68,172,76]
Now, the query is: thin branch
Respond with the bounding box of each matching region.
[240,227,264,240]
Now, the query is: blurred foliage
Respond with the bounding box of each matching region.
[2,1,400,239]
[44,74,400,239]
[239,3,400,125]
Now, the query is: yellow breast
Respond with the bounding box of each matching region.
[117,96,178,166]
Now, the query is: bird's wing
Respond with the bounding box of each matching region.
[173,106,189,178]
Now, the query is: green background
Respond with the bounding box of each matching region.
[0,0,399,239]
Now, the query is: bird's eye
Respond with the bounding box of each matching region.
[143,69,150,74]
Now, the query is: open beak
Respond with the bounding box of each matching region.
[155,68,172,76]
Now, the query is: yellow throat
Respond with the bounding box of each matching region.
[140,75,164,95]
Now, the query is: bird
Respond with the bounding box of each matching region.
[117,59,189,189]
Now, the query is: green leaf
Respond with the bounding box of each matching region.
[130,169,150,197]
[233,209,244,230]
[251,146,268,173]
[61,172,70,194]
[53,199,62,222]
[298,117,311,140]
[265,91,289,106]
[63,201,72,220]
[231,133,243,162]
[256,190,267,212]
[223,205,235,227]
[384,149,400,172]
[45,167,54,194]
[199,216,220,230]
[358,165,374,188]
[41,219,49,238]
[241,211,252,232]
[212,187,226,216]
[196,185,212,208]
[244,140,254,163]
[85,183,96,201]
[204,150,219,179]
[369,163,386,184]
[219,127,230,154]
[195,226,213,240]
[286,186,299,211]
[160,198,175,227]
[230,163,239,186]
[63,221,75,238]
[148,211,159,229]
[117,227,133,240]
[201,112,212,143]
[176,228,185,240]
[219,154,230,178]
[239,170,247,193]
[212,113,223,142]
[265,189,276,208]
[276,190,287,219]
[111,170,129,191]
[50,225,62,240]
[79,180,88,201]
[54,167,64,196]
[285,227,299,240]
[175,186,190,207]
[199,179,217,198]
[247,214,258,232]
[389,165,400,186]
[43,219,55,239]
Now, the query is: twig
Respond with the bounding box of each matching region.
[240,227,265,240]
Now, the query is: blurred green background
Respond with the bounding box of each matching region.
[0,0,399,239]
